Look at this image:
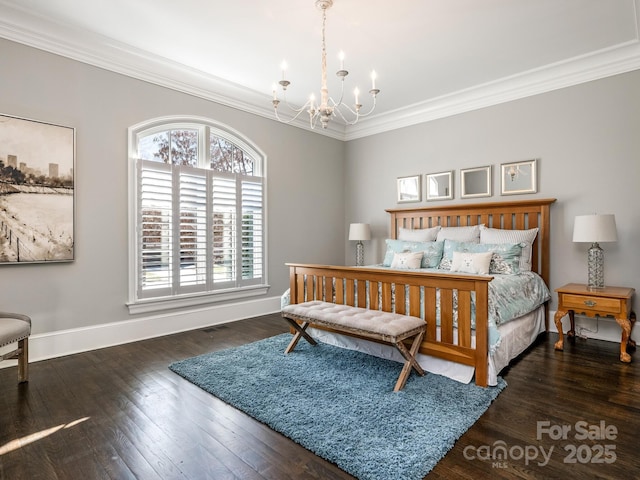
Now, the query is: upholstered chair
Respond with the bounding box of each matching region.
[0,312,32,383]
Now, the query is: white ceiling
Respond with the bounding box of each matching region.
[1,0,639,140]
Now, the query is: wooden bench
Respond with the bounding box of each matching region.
[281,300,426,391]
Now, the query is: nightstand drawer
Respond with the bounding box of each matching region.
[560,294,622,314]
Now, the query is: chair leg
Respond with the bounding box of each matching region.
[17,338,28,383]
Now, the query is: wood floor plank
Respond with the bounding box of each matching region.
[1,313,638,479]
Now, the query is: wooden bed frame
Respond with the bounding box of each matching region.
[286,198,556,386]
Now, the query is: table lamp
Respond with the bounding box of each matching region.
[349,223,371,266]
[572,214,617,289]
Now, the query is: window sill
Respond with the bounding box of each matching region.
[127,285,270,315]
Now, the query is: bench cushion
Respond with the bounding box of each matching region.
[0,317,31,348]
[282,301,425,342]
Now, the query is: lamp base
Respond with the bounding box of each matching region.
[355,241,364,267]
[587,242,604,289]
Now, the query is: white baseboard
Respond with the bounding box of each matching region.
[0,296,282,368]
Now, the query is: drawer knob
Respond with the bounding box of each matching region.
[584,300,597,307]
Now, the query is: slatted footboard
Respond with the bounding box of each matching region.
[287,263,493,387]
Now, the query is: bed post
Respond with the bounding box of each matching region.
[540,201,553,330]
[289,264,300,304]
[474,279,489,387]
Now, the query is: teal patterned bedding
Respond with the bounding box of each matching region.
[486,271,550,327]
[486,271,550,350]
[280,269,550,353]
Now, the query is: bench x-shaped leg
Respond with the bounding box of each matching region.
[393,330,426,391]
[282,316,317,353]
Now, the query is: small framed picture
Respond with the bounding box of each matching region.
[501,159,538,195]
[397,175,421,203]
[460,165,492,199]
[425,171,453,201]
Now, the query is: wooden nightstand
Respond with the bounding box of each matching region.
[554,283,636,362]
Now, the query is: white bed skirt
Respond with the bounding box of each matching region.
[308,305,546,386]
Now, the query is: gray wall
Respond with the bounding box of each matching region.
[345,70,640,341]
[0,38,345,337]
[2,35,638,352]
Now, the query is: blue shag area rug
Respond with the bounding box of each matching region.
[169,334,506,480]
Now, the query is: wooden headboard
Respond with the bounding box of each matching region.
[386,198,556,286]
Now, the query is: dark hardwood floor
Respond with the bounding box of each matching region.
[1,313,638,479]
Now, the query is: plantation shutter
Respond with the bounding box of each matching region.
[212,174,236,289]
[177,166,209,293]
[240,178,264,284]
[138,160,173,298]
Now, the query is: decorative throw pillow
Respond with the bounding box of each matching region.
[438,240,523,274]
[390,251,424,269]
[418,241,445,268]
[398,226,440,242]
[450,251,492,275]
[479,226,539,272]
[438,240,474,270]
[485,243,524,275]
[436,224,482,243]
[383,239,444,268]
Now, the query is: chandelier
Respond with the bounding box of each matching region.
[272,0,380,129]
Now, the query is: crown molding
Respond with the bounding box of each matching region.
[345,0,640,140]
[0,0,638,142]
[0,2,347,140]
[344,40,640,141]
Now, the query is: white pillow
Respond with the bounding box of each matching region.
[450,251,492,275]
[479,226,539,272]
[436,225,482,243]
[398,226,440,242]
[390,251,424,269]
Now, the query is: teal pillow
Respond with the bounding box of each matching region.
[438,240,523,274]
[383,239,444,268]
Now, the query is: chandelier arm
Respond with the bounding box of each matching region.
[274,100,314,124]
[274,108,306,124]
[329,97,356,115]
[279,101,309,114]
[330,78,346,108]
[351,95,378,118]
[309,112,320,129]
[331,105,358,124]
[330,93,378,125]
[280,91,312,114]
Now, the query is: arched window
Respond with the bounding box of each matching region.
[127,116,267,313]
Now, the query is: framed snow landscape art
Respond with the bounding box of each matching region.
[0,114,75,264]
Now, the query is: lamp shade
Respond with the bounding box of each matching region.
[572,214,617,243]
[348,223,371,241]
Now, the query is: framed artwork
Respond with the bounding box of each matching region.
[501,159,538,195]
[0,114,75,263]
[460,165,492,199]
[397,175,422,203]
[426,171,453,201]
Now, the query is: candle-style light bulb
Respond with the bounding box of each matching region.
[354,87,360,105]
[371,70,377,90]
[272,83,277,100]
[281,61,288,80]
[339,51,345,70]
